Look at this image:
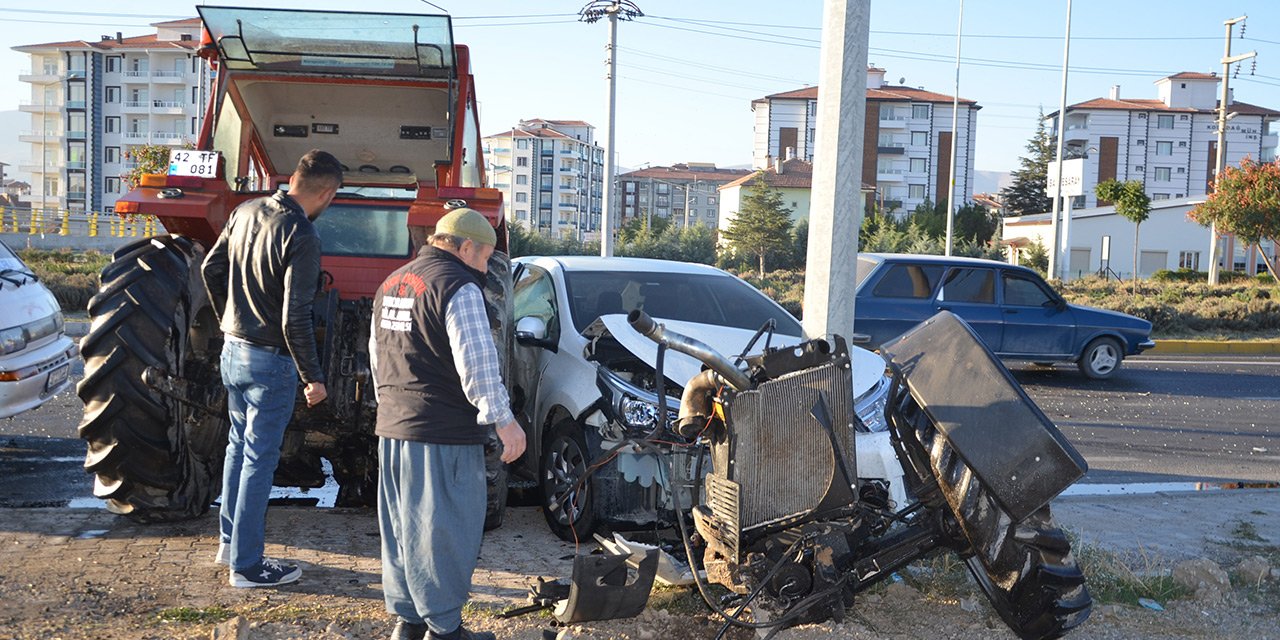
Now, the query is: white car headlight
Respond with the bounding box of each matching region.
[620,394,660,430]
[0,326,27,355]
[854,375,891,433]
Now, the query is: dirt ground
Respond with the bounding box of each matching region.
[0,504,1276,640]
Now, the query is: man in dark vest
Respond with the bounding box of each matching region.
[369,207,526,640]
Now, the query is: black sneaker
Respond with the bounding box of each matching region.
[229,557,301,588]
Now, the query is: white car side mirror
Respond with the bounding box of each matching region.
[515,315,548,344]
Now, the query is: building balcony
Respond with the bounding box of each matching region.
[19,69,62,83]
[876,144,906,155]
[65,100,86,110]
[18,130,62,143]
[18,100,58,113]
[123,101,151,112]
[152,101,186,114]
[559,166,574,172]
[877,170,906,182]
[18,194,66,208]
[1064,124,1089,142]
[65,161,86,170]
[67,191,87,201]
[18,163,48,174]
[878,114,908,128]
[1262,133,1278,148]
[151,70,187,83]
[66,130,86,140]
[151,132,187,143]
[122,131,151,141]
[66,69,86,79]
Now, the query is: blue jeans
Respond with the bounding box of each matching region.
[378,437,486,634]
[219,340,298,572]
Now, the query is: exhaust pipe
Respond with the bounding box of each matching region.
[627,310,752,392]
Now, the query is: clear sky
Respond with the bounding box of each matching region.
[4,1,1280,176]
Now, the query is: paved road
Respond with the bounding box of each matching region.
[1008,353,1280,485]
[2,354,1277,507]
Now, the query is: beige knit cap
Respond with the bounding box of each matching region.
[435,207,496,246]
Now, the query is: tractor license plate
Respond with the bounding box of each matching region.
[45,363,70,392]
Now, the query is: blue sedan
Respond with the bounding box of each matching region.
[854,253,1155,379]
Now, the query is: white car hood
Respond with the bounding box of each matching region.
[596,314,886,400]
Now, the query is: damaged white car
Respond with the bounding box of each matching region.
[509,256,896,541]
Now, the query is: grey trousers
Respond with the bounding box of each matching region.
[378,437,486,634]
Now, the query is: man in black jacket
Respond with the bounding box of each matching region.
[202,149,342,588]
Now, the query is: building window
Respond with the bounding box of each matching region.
[516,138,529,149]
[688,196,698,205]
[540,159,553,171]
[105,116,120,133]
[1156,141,1173,156]
[910,157,927,173]
[1135,139,1146,146]
[1179,251,1200,270]
[105,177,120,193]
[1155,167,1172,181]
[1135,165,1145,172]
[514,192,527,203]
[105,146,120,164]
[516,174,528,185]
[515,209,527,220]
[911,131,928,146]
[807,100,817,117]
[516,156,528,167]
[1157,114,1174,129]
[909,184,926,199]
[656,183,669,194]
[191,86,200,104]
[707,196,717,206]
[1177,167,1186,174]
[105,86,120,103]
[1152,193,1170,200]
[191,117,198,135]
[106,56,121,73]
[912,104,930,119]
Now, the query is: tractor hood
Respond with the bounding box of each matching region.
[590,313,886,399]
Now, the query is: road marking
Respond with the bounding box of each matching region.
[1131,358,1280,366]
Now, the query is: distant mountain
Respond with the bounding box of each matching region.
[973,170,1012,196]
[0,110,29,183]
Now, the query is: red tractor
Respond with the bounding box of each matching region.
[77,7,513,524]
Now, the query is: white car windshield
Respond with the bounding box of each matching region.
[562,270,803,335]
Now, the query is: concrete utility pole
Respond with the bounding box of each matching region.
[944,0,964,256]
[580,0,643,257]
[1047,0,1072,280]
[803,0,868,339]
[1209,15,1255,286]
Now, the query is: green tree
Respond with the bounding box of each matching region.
[1189,158,1280,283]
[1000,109,1054,215]
[121,143,182,189]
[721,175,794,277]
[1095,179,1150,291]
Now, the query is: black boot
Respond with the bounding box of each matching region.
[429,626,496,640]
[390,619,429,640]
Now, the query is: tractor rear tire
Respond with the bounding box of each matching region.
[901,395,1091,640]
[77,236,224,522]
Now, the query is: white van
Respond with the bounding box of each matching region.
[0,240,78,418]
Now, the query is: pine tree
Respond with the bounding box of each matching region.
[1000,108,1054,216]
[722,174,794,277]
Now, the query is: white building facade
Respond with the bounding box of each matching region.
[482,119,604,241]
[14,19,211,214]
[751,67,979,215]
[1048,72,1280,210]
[1002,196,1276,280]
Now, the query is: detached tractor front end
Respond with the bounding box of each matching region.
[76,7,512,523]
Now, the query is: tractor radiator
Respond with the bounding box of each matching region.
[708,346,858,548]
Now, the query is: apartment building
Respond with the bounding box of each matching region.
[482,119,604,240]
[1048,72,1280,209]
[615,163,751,229]
[752,67,979,215]
[14,19,211,214]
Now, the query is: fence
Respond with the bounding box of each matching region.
[0,206,160,239]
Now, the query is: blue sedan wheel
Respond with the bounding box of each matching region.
[1078,337,1122,379]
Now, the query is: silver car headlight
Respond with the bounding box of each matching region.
[0,326,27,355]
[598,367,679,433]
[853,374,891,433]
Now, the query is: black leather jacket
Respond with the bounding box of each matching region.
[201,191,325,384]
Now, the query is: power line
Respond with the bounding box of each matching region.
[619,46,815,85]
[617,75,753,102]
[0,8,186,19]
[619,62,785,94]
